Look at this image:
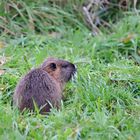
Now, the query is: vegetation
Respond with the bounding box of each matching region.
[0,0,140,139]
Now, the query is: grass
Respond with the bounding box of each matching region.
[0,4,140,140]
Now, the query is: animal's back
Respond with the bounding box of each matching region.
[13,68,61,113]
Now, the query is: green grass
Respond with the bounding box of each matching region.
[1,9,140,140]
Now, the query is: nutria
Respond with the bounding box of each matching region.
[13,57,76,114]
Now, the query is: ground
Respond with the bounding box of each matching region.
[0,14,140,140]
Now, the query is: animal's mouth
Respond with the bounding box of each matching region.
[71,70,77,82]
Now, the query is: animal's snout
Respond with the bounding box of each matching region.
[71,63,77,72]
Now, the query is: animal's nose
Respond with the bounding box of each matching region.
[71,64,77,72]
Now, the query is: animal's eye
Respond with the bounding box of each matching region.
[62,64,68,68]
[50,63,56,70]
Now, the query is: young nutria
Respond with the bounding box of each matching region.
[13,58,76,114]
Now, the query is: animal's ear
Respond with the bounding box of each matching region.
[49,63,57,71]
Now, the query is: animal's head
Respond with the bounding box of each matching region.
[41,57,76,83]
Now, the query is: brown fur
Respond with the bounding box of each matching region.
[13,58,76,114]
